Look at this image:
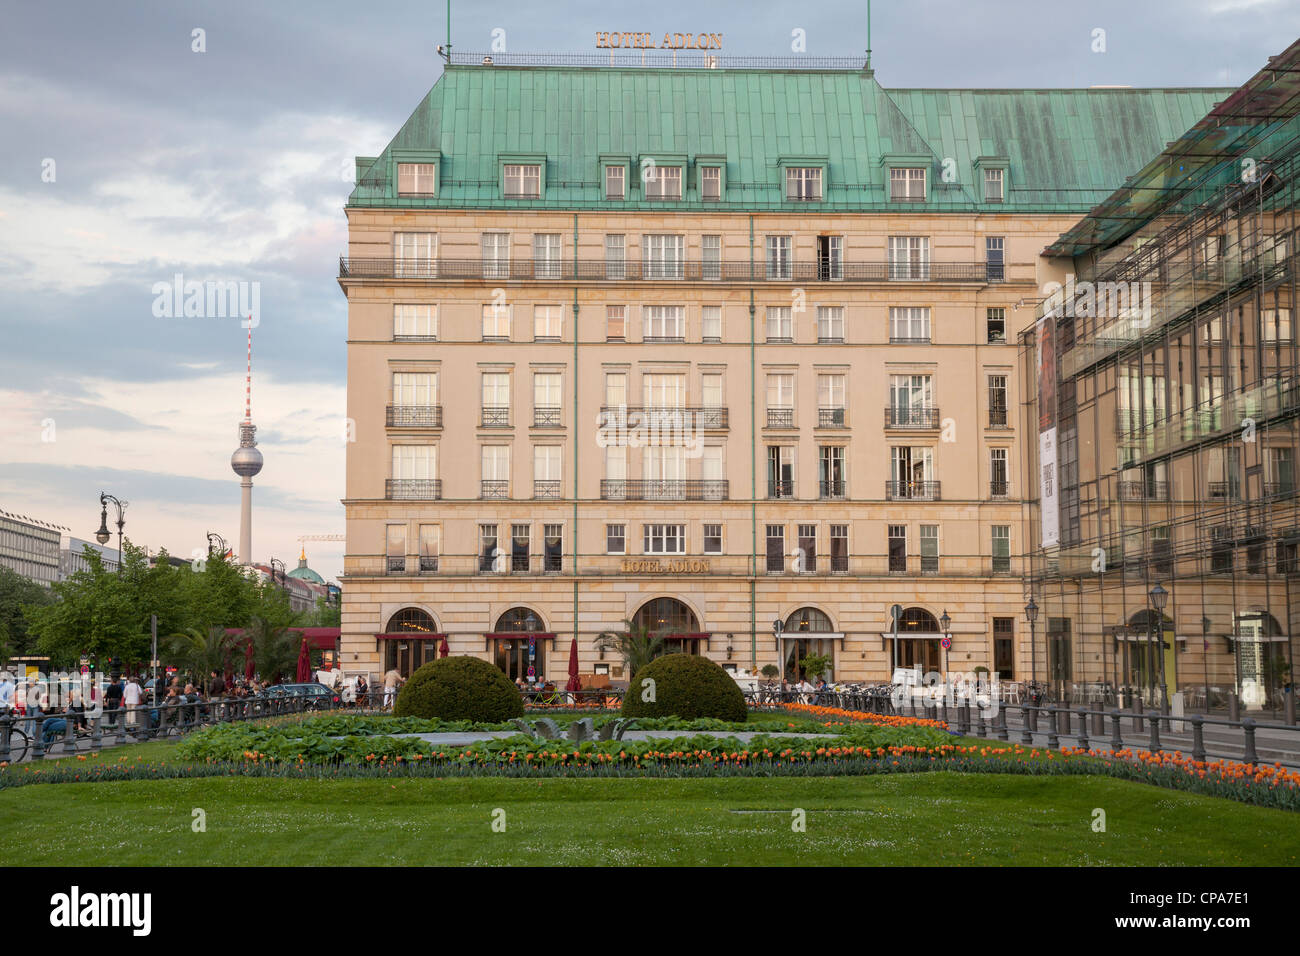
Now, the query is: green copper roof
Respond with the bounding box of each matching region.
[349,66,1230,214]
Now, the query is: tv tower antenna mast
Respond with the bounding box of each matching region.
[230,321,263,564]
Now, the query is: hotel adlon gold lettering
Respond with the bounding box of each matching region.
[620,558,711,573]
[595,32,722,50]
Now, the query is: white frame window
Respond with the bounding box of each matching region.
[504,163,541,199]
[418,523,440,572]
[701,305,722,342]
[605,234,626,280]
[643,234,685,279]
[701,373,723,410]
[533,233,562,278]
[888,236,930,280]
[534,444,562,482]
[392,371,438,407]
[481,302,511,340]
[1264,308,1293,343]
[386,524,407,572]
[986,236,1005,281]
[643,373,686,408]
[606,523,626,554]
[643,165,682,200]
[643,305,685,341]
[397,162,437,197]
[983,167,1004,202]
[703,522,723,554]
[786,167,822,201]
[818,373,845,411]
[481,232,510,279]
[701,166,721,201]
[920,524,939,573]
[481,372,511,414]
[643,523,686,554]
[533,372,562,415]
[767,373,795,411]
[394,232,436,278]
[604,372,627,410]
[816,305,844,342]
[606,305,627,341]
[533,304,562,340]
[890,167,927,201]
[702,234,722,280]
[765,235,793,280]
[889,306,932,343]
[991,525,1011,572]
[605,165,625,200]
[392,444,437,480]
[394,304,437,340]
[990,447,1009,494]
[766,306,793,342]
[481,445,511,480]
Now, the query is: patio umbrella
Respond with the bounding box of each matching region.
[565,637,581,692]
[439,635,449,658]
[244,639,255,681]
[295,635,311,683]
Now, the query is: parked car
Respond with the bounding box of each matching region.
[265,683,340,710]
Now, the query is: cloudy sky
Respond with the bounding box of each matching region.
[0,0,1295,582]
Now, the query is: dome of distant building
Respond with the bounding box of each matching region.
[287,548,325,585]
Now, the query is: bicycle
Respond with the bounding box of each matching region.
[3,721,31,763]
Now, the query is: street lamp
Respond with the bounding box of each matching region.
[206,532,228,559]
[772,619,784,679]
[940,609,951,676]
[1201,615,1212,713]
[1150,583,1169,713]
[95,492,127,575]
[1025,598,1038,690]
[270,557,286,587]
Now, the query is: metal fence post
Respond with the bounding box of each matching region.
[62,715,77,754]
[1148,711,1162,753]
[1020,704,1034,745]
[1132,697,1144,733]
[1287,691,1296,727]
[0,712,12,763]
[1228,691,1240,721]
[32,719,45,760]
[1242,717,1258,765]
[1076,708,1090,751]
[1110,709,1123,751]
[1191,714,1206,763]
[91,716,102,752]
[997,705,1009,741]
[1046,706,1059,749]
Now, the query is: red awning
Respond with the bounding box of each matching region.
[374,632,448,641]
[664,632,711,640]
[486,632,557,640]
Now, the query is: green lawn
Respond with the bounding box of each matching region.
[3,772,1297,865]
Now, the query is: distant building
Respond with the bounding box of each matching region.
[252,549,334,614]
[0,509,66,586]
[60,536,121,578]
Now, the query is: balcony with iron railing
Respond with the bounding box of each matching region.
[885,405,941,429]
[768,479,796,499]
[386,479,442,500]
[1265,482,1297,500]
[1117,480,1169,501]
[598,406,729,430]
[988,406,1009,428]
[885,480,941,501]
[817,406,847,428]
[533,406,563,428]
[819,480,846,500]
[481,406,511,428]
[990,480,1011,499]
[340,256,1016,284]
[480,480,509,499]
[386,404,443,428]
[533,480,562,499]
[766,407,795,428]
[599,479,728,501]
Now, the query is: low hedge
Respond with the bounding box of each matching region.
[622,654,747,722]
[393,656,524,722]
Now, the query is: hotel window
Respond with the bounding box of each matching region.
[766,306,793,343]
[481,445,510,498]
[765,235,793,280]
[606,523,626,554]
[1268,447,1295,496]
[605,372,627,414]
[504,163,541,199]
[533,234,562,278]
[920,524,939,573]
[889,306,931,343]
[818,374,846,426]
[391,373,438,422]
[817,306,844,343]
[533,305,561,340]
[533,373,562,427]
[767,445,795,498]
[993,618,1014,679]
[418,524,440,573]
[397,162,437,196]
[767,373,795,427]
[765,524,785,573]
[986,236,1005,282]
[819,446,845,498]
[643,165,682,200]
[643,373,685,410]
[481,302,511,341]
[481,232,510,279]
[888,524,907,573]
[606,305,627,341]
[890,167,927,201]
[643,234,685,279]
[891,446,934,497]
[1263,308,1293,343]
[644,524,685,554]
[889,374,933,426]
[533,445,562,498]
[605,234,626,280]
[605,165,625,200]
[991,525,1011,573]
[604,445,627,495]
[830,524,848,573]
[702,305,722,342]
[394,304,437,341]
[478,524,500,573]
[988,374,1008,426]
[702,235,722,280]
[644,446,685,492]
[702,445,724,498]
[703,523,722,554]
[701,373,723,415]
[786,167,823,201]
[391,444,437,484]
[386,524,407,574]
[543,524,563,573]
[1048,619,1072,683]
[644,305,685,341]
[394,232,436,278]
[481,373,510,426]
[816,235,843,280]
[983,167,1004,202]
[701,166,721,201]
[888,236,930,280]
[797,524,817,572]
[511,523,531,572]
[990,448,1009,497]
[987,307,1006,343]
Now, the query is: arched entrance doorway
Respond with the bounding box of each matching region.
[895,607,941,673]
[782,607,836,680]
[492,607,549,683]
[382,607,442,677]
[1122,609,1175,704]
[632,598,703,654]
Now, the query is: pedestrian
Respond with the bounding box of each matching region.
[355,674,369,709]
[382,667,403,709]
[0,672,14,713]
[103,674,124,728]
[209,669,225,698]
[122,676,141,728]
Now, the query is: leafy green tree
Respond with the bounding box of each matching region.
[0,563,55,659]
[166,625,236,691]
[246,615,299,683]
[302,595,341,627]
[26,547,143,668]
[596,620,670,679]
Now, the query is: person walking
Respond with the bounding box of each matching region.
[354,674,369,709]
[382,667,403,709]
[103,675,124,728]
[122,676,141,729]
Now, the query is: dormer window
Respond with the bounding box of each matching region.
[504,164,541,199]
[984,167,1004,202]
[606,165,625,200]
[890,167,927,201]
[644,165,682,200]
[786,167,822,201]
[701,166,721,201]
[397,163,437,197]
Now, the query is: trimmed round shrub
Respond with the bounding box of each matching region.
[622,654,747,722]
[393,656,524,722]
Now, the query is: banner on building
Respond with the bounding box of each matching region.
[1037,313,1060,548]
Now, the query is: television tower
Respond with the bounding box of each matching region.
[230,322,263,564]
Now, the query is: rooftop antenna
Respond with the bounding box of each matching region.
[865,0,872,70]
[437,0,452,63]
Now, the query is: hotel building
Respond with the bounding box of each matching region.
[339,53,1224,686]
[1023,40,1300,718]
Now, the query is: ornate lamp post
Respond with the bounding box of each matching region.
[270,557,286,587]
[95,492,126,575]
[1150,583,1169,713]
[772,618,785,680]
[1201,615,1212,713]
[939,609,951,677]
[1025,598,1039,690]
[206,532,228,559]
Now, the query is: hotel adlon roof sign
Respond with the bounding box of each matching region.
[596,31,722,50]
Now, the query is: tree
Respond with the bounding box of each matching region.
[0,564,55,660]
[25,547,142,668]
[596,620,669,679]
[302,595,341,628]
[166,625,235,691]
[246,615,299,684]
